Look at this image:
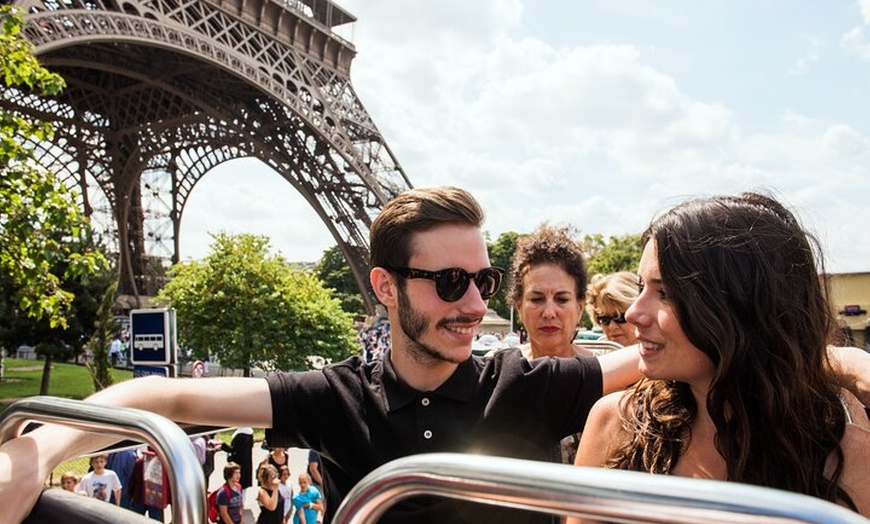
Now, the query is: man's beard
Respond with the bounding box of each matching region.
[396,285,466,365]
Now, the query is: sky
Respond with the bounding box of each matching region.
[179,0,870,273]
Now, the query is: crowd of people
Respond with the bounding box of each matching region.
[1,186,869,524]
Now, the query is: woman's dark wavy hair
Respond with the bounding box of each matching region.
[607,192,854,508]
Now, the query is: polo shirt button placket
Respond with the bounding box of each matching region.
[421,397,430,407]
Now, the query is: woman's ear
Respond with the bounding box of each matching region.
[371,267,398,307]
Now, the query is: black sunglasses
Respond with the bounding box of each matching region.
[385,265,505,302]
[595,312,627,326]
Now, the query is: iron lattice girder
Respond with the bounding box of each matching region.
[6,0,412,313]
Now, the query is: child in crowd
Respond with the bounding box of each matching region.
[292,473,322,524]
[59,471,78,493]
[77,454,122,504]
[278,465,293,524]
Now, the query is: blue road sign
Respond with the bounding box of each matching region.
[130,309,177,365]
[133,365,175,378]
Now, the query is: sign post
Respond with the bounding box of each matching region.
[130,308,177,377]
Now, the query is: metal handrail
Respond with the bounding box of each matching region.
[332,453,868,524]
[575,339,624,356]
[0,396,207,524]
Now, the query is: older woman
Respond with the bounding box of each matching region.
[506,224,594,465]
[509,224,594,361]
[585,272,639,347]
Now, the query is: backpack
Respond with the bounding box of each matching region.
[207,483,233,523]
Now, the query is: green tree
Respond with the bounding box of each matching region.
[156,233,357,375]
[84,280,120,391]
[583,233,643,276]
[315,245,365,315]
[1,6,108,329]
[486,231,523,320]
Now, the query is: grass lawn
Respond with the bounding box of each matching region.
[0,357,134,412]
[1,358,265,485]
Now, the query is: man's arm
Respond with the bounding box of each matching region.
[0,375,273,523]
[596,344,641,395]
[828,346,870,405]
[308,460,324,487]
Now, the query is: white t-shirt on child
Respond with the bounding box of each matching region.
[78,470,122,502]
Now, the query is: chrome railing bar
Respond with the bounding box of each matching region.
[332,453,868,524]
[0,396,207,524]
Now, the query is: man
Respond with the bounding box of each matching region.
[1,186,869,523]
[109,335,122,367]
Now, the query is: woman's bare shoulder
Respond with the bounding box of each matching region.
[839,422,870,516]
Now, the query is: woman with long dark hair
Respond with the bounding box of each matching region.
[570,192,869,521]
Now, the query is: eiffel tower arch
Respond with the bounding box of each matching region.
[2,0,411,314]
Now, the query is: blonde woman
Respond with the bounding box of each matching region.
[585,272,639,347]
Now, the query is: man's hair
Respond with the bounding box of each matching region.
[509,224,587,305]
[585,271,639,321]
[369,186,484,269]
[223,461,241,481]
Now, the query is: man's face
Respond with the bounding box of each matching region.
[392,223,492,365]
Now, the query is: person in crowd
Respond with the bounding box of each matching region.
[203,433,218,482]
[508,224,595,362]
[3,186,870,524]
[277,465,293,524]
[77,454,121,504]
[261,445,290,473]
[129,447,170,520]
[108,335,122,367]
[504,223,596,466]
[191,434,207,467]
[106,448,137,508]
[292,473,322,524]
[217,461,245,524]
[306,450,326,522]
[59,471,78,493]
[221,427,255,491]
[585,272,640,348]
[256,464,284,524]
[570,193,870,522]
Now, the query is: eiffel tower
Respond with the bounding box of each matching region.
[2,0,411,314]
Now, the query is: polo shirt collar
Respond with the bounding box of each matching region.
[380,350,478,412]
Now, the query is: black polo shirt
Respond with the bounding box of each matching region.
[266,347,602,524]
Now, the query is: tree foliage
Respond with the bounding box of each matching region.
[0,6,108,329]
[583,233,643,276]
[315,245,365,315]
[486,231,523,320]
[155,233,357,374]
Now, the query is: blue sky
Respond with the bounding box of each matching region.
[180,0,870,272]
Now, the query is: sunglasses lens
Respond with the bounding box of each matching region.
[433,268,504,302]
[436,269,470,302]
[475,268,503,299]
[597,313,626,326]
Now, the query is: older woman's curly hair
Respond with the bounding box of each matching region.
[509,224,587,306]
